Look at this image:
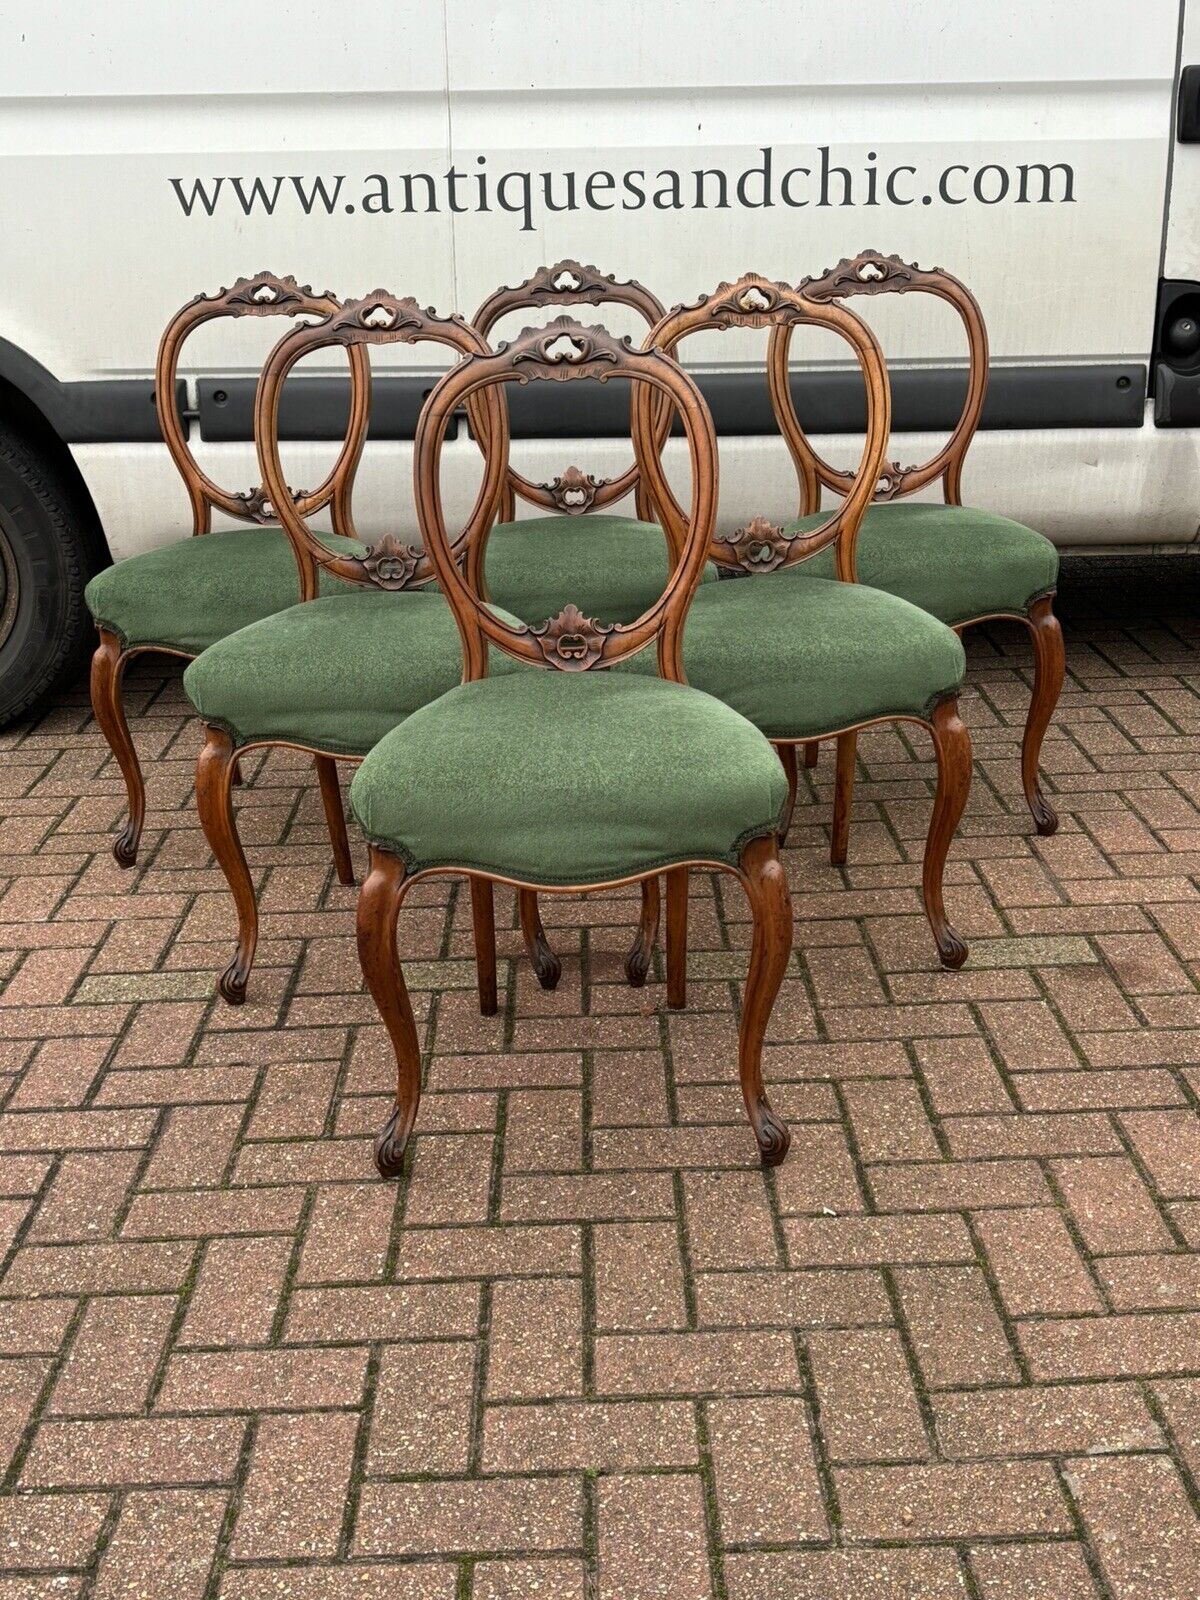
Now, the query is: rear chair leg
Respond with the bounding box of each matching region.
[90,628,144,868]
[776,743,799,842]
[196,725,258,1005]
[831,730,857,866]
[665,867,688,1009]
[358,847,422,1178]
[1021,594,1065,837]
[737,834,793,1166]
[519,889,562,991]
[923,697,972,970]
[624,877,660,987]
[469,877,498,1016]
[803,740,819,769]
[314,755,355,885]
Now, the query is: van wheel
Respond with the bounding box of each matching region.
[0,425,98,727]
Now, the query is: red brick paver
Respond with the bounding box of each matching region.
[1,556,1199,1594]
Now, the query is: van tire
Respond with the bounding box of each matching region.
[0,424,98,727]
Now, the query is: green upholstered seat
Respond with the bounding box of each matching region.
[622,566,965,740]
[483,514,716,626]
[85,527,366,655]
[183,589,520,756]
[796,502,1059,628]
[349,671,788,885]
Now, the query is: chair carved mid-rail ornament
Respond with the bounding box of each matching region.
[232,485,306,525]
[800,249,947,302]
[482,260,657,315]
[529,603,615,670]
[537,466,608,514]
[360,533,424,590]
[716,515,798,575]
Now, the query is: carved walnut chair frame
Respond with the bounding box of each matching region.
[361,317,794,1177]
[471,261,674,991]
[193,292,509,1007]
[773,249,1065,838]
[90,272,369,870]
[633,273,973,995]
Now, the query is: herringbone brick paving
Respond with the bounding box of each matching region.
[1,554,1199,1597]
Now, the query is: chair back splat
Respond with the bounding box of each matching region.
[155,271,369,539]
[254,292,509,602]
[637,273,892,586]
[774,249,989,510]
[414,316,718,686]
[471,260,672,534]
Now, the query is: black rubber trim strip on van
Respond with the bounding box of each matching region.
[0,334,1146,444]
[0,337,184,443]
[489,362,1147,439]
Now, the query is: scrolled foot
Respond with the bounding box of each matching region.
[218,959,250,1006]
[750,1096,791,1167]
[624,934,653,988]
[935,924,969,971]
[530,933,562,992]
[1030,793,1059,837]
[373,1103,413,1179]
[113,825,139,869]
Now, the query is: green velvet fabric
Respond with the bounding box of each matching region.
[621,567,965,740]
[350,671,788,885]
[85,527,366,655]
[797,502,1059,627]
[483,514,715,626]
[183,589,519,755]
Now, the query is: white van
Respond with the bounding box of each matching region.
[0,0,1196,721]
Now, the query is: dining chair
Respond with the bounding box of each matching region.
[182,292,514,1007]
[628,274,972,999]
[86,273,369,870]
[349,316,796,1177]
[470,260,687,989]
[775,249,1063,845]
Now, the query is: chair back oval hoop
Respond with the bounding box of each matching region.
[415,318,717,685]
[776,249,989,509]
[636,273,891,584]
[472,260,672,521]
[155,271,369,536]
[255,292,509,602]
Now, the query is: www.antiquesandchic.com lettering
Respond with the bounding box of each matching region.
[169,146,1077,230]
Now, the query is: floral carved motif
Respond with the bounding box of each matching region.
[801,250,947,302]
[717,516,797,575]
[703,273,804,329]
[216,272,324,316]
[328,292,443,341]
[359,533,423,590]
[505,317,631,383]
[530,603,614,669]
[538,466,608,514]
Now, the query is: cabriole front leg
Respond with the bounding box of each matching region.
[1021,594,1065,837]
[195,725,258,1005]
[737,834,793,1166]
[922,697,972,970]
[358,847,422,1179]
[624,876,661,987]
[518,889,562,991]
[90,629,144,868]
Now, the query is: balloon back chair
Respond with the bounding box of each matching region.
[772,249,1064,841]
[347,317,796,1177]
[469,261,681,990]
[628,274,973,1000]
[86,273,369,869]
[183,293,510,1008]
